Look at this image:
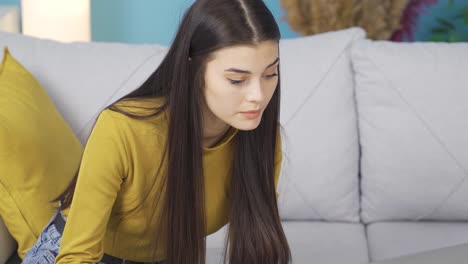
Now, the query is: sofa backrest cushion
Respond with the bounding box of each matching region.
[277,27,365,221]
[0,32,168,145]
[352,39,468,222]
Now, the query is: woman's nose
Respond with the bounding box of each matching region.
[246,81,265,102]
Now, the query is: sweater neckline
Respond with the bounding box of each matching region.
[203,126,238,152]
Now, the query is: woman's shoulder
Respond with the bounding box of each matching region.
[99,96,169,136]
[104,97,168,120]
[109,96,167,115]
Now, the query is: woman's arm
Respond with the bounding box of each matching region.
[55,110,128,264]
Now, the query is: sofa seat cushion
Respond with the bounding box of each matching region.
[0,218,16,264]
[206,221,369,264]
[367,221,468,262]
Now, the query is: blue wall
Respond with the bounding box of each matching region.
[0,0,299,45]
[91,0,300,45]
[0,0,18,4]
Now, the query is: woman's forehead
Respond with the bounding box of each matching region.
[209,41,279,70]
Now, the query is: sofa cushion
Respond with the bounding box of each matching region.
[352,39,468,222]
[0,218,16,264]
[0,31,168,145]
[367,221,468,262]
[277,27,365,221]
[206,221,369,264]
[0,47,83,259]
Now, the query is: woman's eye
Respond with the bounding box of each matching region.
[228,79,244,85]
[266,73,279,78]
[228,73,278,85]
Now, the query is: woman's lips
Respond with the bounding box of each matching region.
[241,110,260,119]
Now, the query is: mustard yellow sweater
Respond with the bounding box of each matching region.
[54,98,282,263]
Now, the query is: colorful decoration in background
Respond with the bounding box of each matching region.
[392,0,468,42]
[281,0,468,42]
[391,0,439,41]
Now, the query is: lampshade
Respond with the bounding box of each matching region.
[0,6,20,33]
[21,0,90,42]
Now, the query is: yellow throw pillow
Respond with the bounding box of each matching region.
[0,47,83,259]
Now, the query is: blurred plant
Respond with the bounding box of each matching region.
[429,0,468,42]
[281,0,409,40]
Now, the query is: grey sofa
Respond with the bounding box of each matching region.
[1,27,468,264]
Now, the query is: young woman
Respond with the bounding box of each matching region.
[22,0,291,263]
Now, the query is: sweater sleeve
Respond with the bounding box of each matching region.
[274,127,283,200]
[55,110,127,264]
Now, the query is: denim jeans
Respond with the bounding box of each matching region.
[21,209,106,264]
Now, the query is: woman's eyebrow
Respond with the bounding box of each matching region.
[224,57,280,74]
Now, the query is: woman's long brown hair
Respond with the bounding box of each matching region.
[52,0,291,263]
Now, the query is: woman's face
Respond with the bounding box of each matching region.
[202,40,279,133]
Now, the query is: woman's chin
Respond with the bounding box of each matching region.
[233,120,261,131]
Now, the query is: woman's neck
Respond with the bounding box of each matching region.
[201,100,232,148]
[203,125,231,148]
